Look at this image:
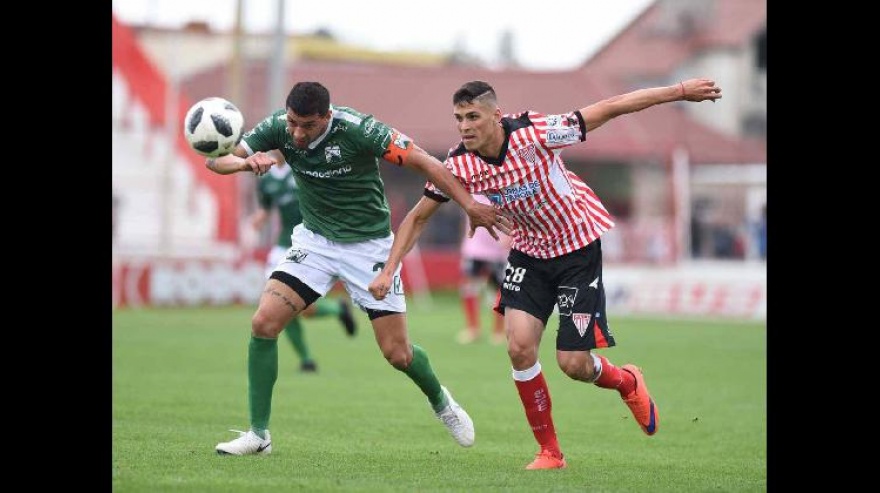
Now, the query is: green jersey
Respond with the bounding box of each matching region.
[256,166,301,248]
[242,105,411,242]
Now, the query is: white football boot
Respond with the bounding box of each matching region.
[215,429,272,455]
[434,386,475,447]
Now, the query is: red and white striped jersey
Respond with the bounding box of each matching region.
[425,110,614,259]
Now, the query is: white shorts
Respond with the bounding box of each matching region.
[270,224,406,313]
[264,245,288,279]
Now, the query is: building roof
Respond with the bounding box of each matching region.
[586,0,767,79]
[179,0,765,166]
[183,59,764,165]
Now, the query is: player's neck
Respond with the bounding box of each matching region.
[477,126,506,158]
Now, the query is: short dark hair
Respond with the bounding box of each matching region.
[453,81,497,106]
[286,82,330,116]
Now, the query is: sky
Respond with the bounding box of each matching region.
[112,0,655,71]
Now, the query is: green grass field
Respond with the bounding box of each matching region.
[112,291,766,492]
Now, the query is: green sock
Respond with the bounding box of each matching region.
[313,298,342,317]
[248,336,278,438]
[282,317,312,363]
[402,344,447,412]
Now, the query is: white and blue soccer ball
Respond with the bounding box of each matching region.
[183,97,245,158]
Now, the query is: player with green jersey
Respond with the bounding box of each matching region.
[206,81,510,456]
[244,105,398,242]
[250,162,357,374]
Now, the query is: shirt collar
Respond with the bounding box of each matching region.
[308,105,335,150]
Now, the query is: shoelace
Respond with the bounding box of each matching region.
[438,406,464,429]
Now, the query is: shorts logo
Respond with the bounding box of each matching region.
[573,313,592,337]
[392,275,404,295]
[557,286,578,316]
[285,248,308,263]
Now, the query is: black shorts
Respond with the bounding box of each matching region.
[495,239,616,351]
[461,257,506,289]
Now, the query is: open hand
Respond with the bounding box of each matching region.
[681,78,722,103]
[466,201,512,240]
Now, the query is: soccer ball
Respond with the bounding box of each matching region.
[183,97,245,158]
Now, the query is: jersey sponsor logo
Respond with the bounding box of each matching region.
[298,165,353,179]
[545,127,580,144]
[486,191,503,206]
[572,312,592,337]
[557,286,578,316]
[285,248,308,263]
[501,180,541,202]
[325,145,342,163]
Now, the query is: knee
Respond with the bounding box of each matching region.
[382,344,412,371]
[507,340,537,369]
[251,309,284,338]
[558,354,596,382]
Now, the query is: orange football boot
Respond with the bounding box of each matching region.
[621,364,659,435]
[525,450,567,470]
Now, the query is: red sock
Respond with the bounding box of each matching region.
[462,294,479,329]
[514,371,561,456]
[593,354,635,396]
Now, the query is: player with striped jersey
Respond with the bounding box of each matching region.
[369,78,722,469]
[205,82,509,456]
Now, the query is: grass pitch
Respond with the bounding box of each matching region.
[112,291,766,492]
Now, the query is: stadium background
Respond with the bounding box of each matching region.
[111,0,766,320]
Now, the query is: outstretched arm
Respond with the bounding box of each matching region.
[204,145,277,176]
[368,196,442,300]
[580,78,721,133]
[401,147,511,239]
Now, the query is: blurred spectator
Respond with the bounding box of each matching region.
[457,194,510,345]
[112,192,121,243]
[754,204,766,259]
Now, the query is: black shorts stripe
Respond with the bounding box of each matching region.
[269,271,320,307]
